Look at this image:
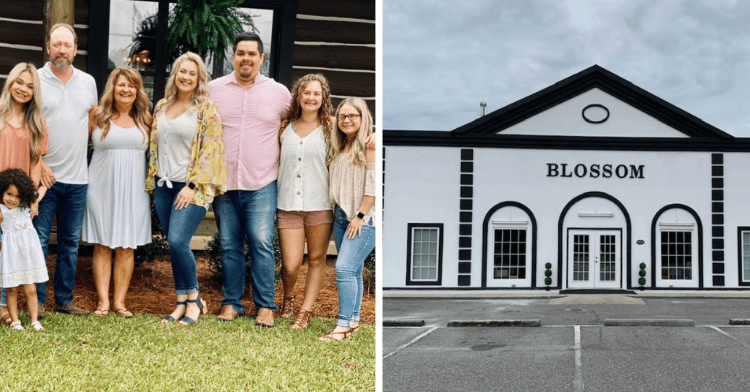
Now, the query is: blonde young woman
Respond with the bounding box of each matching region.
[146,52,225,325]
[276,74,335,329]
[320,98,375,342]
[81,66,153,318]
[0,63,53,326]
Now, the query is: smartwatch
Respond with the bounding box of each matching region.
[356,211,365,219]
[188,182,197,190]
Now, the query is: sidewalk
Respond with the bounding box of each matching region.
[383,289,750,299]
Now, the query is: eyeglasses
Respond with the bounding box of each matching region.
[337,114,361,122]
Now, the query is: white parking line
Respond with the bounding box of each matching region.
[574,325,584,392]
[383,326,439,360]
[708,325,750,348]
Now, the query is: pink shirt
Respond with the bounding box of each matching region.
[0,119,49,184]
[209,72,291,191]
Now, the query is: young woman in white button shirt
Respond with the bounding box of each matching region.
[276,73,335,330]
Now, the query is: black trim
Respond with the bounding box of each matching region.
[384,132,750,151]
[460,199,473,211]
[458,262,471,274]
[460,174,473,186]
[405,223,444,286]
[461,149,474,160]
[581,104,610,124]
[713,263,725,274]
[481,201,537,288]
[459,224,472,236]
[384,286,750,291]
[557,192,632,289]
[712,153,724,164]
[713,276,725,286]
[650,204,703,289]
[712,165,723,176]
[713,226,724,237]
[451,65,733,139]
[737,227,750,287]
[713,251,724,262]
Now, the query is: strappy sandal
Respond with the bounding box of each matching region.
[161,300,187,323]
[319,327,353,342]
[291,309,312,330]
[278,295,295,318]
[114,308,133,318]
[179,295,207,325]
[31,321,44,331]
[9,321,23,330]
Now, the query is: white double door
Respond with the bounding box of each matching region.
[567,230,621,289]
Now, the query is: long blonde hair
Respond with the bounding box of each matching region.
[95,66,151,140]
[163,52,210,108]
[282,73,334,138]
[0,63,45,163]
[328,98,372,166]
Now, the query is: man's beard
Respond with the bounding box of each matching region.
[51,55,72,69]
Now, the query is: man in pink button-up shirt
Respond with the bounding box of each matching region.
[209,32,291,327]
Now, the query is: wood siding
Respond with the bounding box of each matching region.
[295,0,376,120]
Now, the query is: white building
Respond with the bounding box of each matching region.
[383,65,750,291]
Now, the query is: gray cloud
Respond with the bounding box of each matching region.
[384,0,750,136]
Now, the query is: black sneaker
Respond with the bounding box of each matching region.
[53,303,90,316]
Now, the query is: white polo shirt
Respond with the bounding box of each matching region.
[38,63,98,184]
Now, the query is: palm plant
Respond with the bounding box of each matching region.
[168,0,257,76]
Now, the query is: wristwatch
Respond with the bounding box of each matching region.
[188,182,197,190]
[356,211,365,219]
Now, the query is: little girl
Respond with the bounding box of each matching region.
[0,168,48,330]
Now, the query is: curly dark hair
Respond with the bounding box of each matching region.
[0,168,37,208]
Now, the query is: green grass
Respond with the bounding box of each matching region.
[0,312,374,391]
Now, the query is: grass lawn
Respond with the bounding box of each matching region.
[0,311,374,391]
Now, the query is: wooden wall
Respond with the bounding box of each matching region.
[295,0,376,120]
[0,0,90,84]
[1,0,376,120]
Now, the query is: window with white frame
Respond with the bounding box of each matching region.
[741,230,750,282]
[407,224,443,284]
[660,230,692,280]
[493,228,527,279]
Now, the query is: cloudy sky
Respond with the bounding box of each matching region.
[383,0,750,136]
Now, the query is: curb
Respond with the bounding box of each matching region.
[603,319,695,327]
[447,320,541,327]
[383,320,425,327]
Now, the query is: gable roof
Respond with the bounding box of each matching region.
[450,65,733,139]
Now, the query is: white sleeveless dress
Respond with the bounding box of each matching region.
[81,122,152,248]
[0,204,48,287]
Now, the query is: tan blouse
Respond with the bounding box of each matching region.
[329,151,376,224]
[0,119,49,185]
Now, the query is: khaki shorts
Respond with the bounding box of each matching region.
[276,209,334,230]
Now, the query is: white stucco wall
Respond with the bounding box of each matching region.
[383,143,750,289]
[501,88,689,138]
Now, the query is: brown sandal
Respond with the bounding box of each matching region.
[278,295,295,318]
[1,307,11,326]
[291,309,312,330]
[319,327,353,342]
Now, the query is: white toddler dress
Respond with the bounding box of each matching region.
[0,204,48,288]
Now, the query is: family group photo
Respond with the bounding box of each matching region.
[1,0,376,390]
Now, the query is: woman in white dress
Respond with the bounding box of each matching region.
[81,66,152,318]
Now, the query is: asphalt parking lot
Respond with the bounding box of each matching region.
[383,295,750,392]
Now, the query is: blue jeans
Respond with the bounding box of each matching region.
[5,182,87,306]
[154,180,207,294]
[213,182,277,312]
[332,205,375,327]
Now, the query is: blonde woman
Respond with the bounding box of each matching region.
[81,66,152,318]
[146,52,225,325]
[0,63,52,326]
[276,74,334,329]
[320,98,375,341]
